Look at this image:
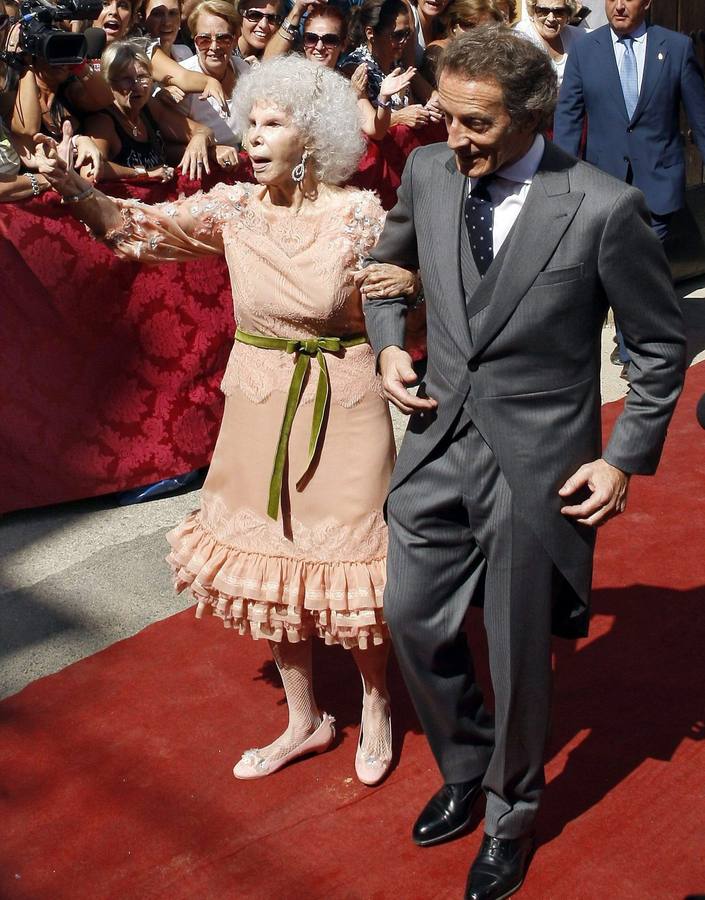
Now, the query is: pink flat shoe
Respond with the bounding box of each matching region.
[355,711,392,787]
[233,712,335,780]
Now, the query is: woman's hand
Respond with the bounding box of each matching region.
[378,66,416,105]
[424,91,444,123]
[161,84,186,105]
[215,144,239,169]
[391,104,431,129]
[146,164,176,182]
[199,76,228,113]
[73,134,102,182]
[350,63,369,99]
[353,263,419,299]
[179,132,212,180]
[33,120,88,198]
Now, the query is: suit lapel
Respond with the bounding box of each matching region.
[468,147,585,363]
[631,27,667,122]
[592,26,631,122]
[433,154,473,357]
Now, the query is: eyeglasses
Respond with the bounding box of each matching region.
[242,9,282,26]
[388,26,410,42]
[111,75,152,90]
[194,31,235,49]
[302,31,341,48]
[534,5,569,17]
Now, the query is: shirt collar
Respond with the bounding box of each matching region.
[468,133,544,190]
[610,21,647,44]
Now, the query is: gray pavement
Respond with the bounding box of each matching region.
[2,283,705,700]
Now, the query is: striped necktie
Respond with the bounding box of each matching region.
[619,35,639,119]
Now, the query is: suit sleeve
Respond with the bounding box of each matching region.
[679,38,705,164]
[363,147,421,359]
[599,188,686,474]
[553,43,586,157]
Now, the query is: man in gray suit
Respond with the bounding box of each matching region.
[358,27,685,900]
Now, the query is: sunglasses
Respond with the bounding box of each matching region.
[388,27,410,42]
[302,30,341,48]
[534,5,569,17]
[242,9,282,26]
[194,31,235,49]
[111,75,152,90]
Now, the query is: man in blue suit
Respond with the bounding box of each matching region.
[554,0,705,241]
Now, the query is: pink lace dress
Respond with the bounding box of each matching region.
[104,182,394,649]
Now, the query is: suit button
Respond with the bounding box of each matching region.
[469,362,479,372]
[623,155,630,162]
[627,127,633,133]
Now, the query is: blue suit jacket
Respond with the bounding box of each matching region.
[553,24,705,215]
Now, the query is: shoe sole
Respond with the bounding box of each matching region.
[413,798,481,848]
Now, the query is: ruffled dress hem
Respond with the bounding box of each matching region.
[166,512,388,650]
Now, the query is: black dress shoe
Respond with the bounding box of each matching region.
[412,777,484,847]
[465,833,535,900]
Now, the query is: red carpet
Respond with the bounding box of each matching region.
[2,365,705,900]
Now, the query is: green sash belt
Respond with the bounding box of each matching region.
[235,328,368,520]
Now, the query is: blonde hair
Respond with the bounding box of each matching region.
[101,40,152,81]
[188,0,241,37]
[232,55,365,185]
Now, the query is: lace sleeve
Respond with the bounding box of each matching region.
[344,189,386,271]
[102,181,254,262]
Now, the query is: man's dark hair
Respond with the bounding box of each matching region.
[437,26,558,132]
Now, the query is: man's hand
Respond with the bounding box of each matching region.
[379,346,437,415]
[353,263,418,299]
[559,459,630,527]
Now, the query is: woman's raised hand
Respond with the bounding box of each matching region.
[351,63,369,99]
[33,121,87,197]
[391,104,431,129]
[378,66,416,104]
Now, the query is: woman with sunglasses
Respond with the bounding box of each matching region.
[342,0,431,130]
[420,0,502,87]
[177,0,249,163]
[83,41,215,180]
[36,55,395,787]
[514,0,582,86]
[236,0,284,62]
[265,2,414,140]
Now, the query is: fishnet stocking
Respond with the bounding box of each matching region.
[252,640,322,764]
[353,644,392,762]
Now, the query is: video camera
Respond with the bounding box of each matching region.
[2,0,103,67]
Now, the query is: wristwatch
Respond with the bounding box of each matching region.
[280,17,298,34]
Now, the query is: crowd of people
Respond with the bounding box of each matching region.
[0,0,596,197]
[1,0,701,897]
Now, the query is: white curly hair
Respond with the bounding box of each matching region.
[231,55,366,185]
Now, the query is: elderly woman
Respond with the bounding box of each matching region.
[35,55,395,786]
[83,41,215,180]
[514,0,583,86]
[420,0,502,85]
[177,0,249,162]
[264,2,414,140]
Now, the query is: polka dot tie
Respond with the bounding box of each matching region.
[464,176,494,277]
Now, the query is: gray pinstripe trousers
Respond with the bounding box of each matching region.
[386,408,555,839]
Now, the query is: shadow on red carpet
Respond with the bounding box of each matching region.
[2,364,704,900]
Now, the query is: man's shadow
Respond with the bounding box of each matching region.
[539,583,705,846]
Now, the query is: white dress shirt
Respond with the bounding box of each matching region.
[610,21,648,92]
[177,54,250,147]
[467,134,545,256]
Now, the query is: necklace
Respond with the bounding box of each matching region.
[113,103,141,138]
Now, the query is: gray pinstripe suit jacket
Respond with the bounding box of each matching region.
[365,140,686,638]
